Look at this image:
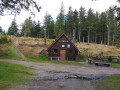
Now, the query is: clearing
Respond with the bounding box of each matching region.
[14,37,120,58]
[1,36,120,58]
[1,36,120,90]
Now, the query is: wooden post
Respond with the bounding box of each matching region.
[117,56,120,63]
[117,59,119,63]
[58,57,60,61]
[50,57,52,61]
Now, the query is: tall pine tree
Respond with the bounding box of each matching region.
[54,2,65,37]
[8,18,19,36]
[79,6,86,42]
[44,12,55,39]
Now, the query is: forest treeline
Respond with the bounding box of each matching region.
[0,3,120,47]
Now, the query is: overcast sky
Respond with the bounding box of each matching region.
[0,0,118,31]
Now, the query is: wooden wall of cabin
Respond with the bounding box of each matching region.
[48,35,78,60]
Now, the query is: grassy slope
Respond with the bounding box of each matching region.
[17,37,54,58]
[0,44,25,60]
[17,37,120,57]
[96,74,120,90]
[1,43,120,67]
[76,43,120,56]
[0,37,120,67]
[0,44,83,65]
[1,36,120,57]
[0,61,33,90]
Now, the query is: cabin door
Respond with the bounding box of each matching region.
[60,50,66,60]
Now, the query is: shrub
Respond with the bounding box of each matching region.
[8,38,12,42]
[0,35,11,44]
[0,36,8,44]
[76,53,87,61]
[44,36,47,45]
[115,42,120,48]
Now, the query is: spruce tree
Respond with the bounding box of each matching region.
[8,18,19,36]
[54,2,65,37]
[79,6,86,42]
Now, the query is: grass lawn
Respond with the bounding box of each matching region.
[27,56,83,65]
[0,61,33,90]
[111,63,120,68]
[96,74,120,90]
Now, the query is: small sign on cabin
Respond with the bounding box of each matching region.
[47,33,80,60]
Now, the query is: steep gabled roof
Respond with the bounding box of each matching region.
[47,32,80,52]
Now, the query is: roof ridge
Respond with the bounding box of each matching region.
[47,33,65,51]
[47,32,79,52]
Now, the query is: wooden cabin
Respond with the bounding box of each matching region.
[47,33,79,61]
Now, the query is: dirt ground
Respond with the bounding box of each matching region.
[1,60,120,90]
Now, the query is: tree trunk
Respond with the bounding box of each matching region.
[112,34,115,46]
[95,31,97,44]
[47,31,49,39]
[104,32,105,44]
[90,30,91,43]
[79,31,81,43]
[91,31,92,43]
[93,31,95,43]
[101,30,103,44]
[90,31,91,43]
[83,37,84,43]
[24,32,27,37]
[104,31,107,45]
[73,29,76,42]
[88,29,90,45]
[107,26,110,45]
[76,29,79,42]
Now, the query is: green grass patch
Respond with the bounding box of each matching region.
[0,44,25,60]
[111,63,120,68]
[78,54,87,61]
[0,61,33,90]
[27,56,82,65]
[96,74,120,90]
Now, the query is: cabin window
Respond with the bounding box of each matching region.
[67,44,70,48]
[62,45,65,47]
[54,49,58,53]
[69,50,72,53]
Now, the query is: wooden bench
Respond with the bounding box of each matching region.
[49,57,60,61]
[95,62,111,67]
[92,56,120,63]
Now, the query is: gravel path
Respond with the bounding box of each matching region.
[1,60,120,90]
[1,60,120,75]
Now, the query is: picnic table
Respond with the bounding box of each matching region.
[101,56,120,63]
[87,56,120,66]
[92,56,120,63]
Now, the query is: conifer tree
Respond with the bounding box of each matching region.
[54,2,65,37]
[8,18,19,36]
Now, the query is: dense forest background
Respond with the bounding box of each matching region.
[0,3,120,47]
